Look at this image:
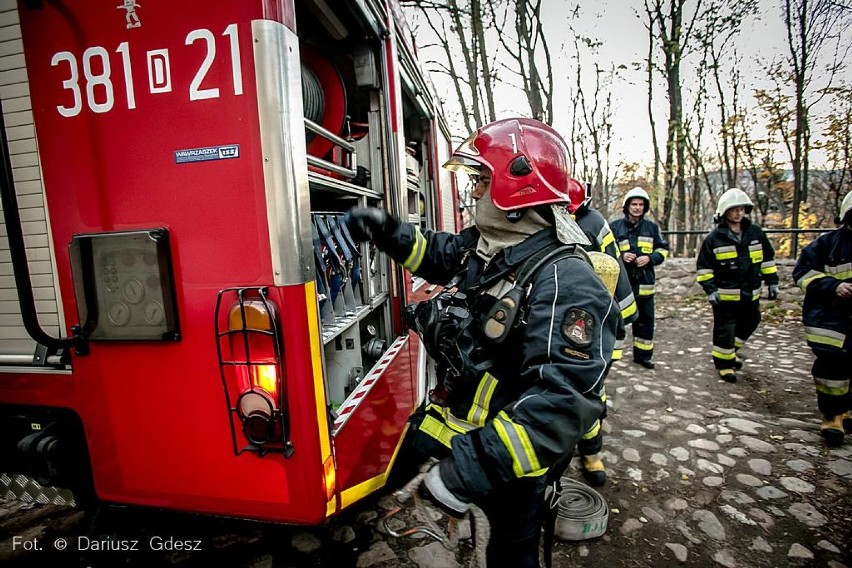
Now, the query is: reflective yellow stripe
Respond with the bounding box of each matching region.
[634,338,654,351]
[749,252,763,263]
[638,284,655,296]
[467,372,498,427]
[712,349,737,360]
[611,348,623,360]
[718,288,740,301]
[403,228,427,272]
[430,405,478,434]
[716,251,737,260]
[494,411,545,477]
[618,240,630,251]
[696,271,714,282]
[339,423,410,509]
[304,283,332,461]
[805,326,845,348]
[582,419,601,440]
[654,248,669,260]
[420,414,457,448]
[621,300,637,320]
[761,264,777,275]
[815,378,849,396]
[600,231,615,252]
[797,270,827,290]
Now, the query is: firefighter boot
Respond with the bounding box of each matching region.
[843,412,852,435]
[820,415,845,448]
[581,454,607,487]
[718,369,737,383]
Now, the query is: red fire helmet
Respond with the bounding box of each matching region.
[443,118,573,211]
[566,178,592,213]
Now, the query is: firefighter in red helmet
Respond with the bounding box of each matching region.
[344,118,618,568]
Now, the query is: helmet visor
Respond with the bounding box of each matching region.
[443,155,482,175]
[442,132,482,174]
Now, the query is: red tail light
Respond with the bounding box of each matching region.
[215,288,293,457]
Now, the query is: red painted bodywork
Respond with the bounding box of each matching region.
[5,0,424,524]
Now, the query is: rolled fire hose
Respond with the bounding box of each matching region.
[553,478,609,541]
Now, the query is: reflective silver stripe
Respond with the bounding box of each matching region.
[634,337,653,350]
[805,326,846,348]
[441,408,478,433]
[597,224,612,244]
[734,337,745,348]
[713,346,736,355]
[814,377,850,395]
[718,288,740,300]
[467,372,498,427]
[494,411,542,477]
[713,245,736,255]
[826,262,852,274]
[619,293,636,311]
[638,284,655,296]
[618,239,630,251]
[748,243,762,252]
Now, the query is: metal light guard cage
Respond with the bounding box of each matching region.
[215,287,293,457]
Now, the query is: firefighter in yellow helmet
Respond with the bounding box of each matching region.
[792,191,852,446]
[611,187,669,369]
[696,188,779,383]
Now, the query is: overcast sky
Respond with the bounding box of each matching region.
[407,0,850,170]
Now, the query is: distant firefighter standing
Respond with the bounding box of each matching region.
[611,187,669,370]
[696,188,779,383]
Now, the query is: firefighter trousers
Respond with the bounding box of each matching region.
[388,427,547,568]
[631,295,655,363]
[810,347,851,420]
[711,299,760,370]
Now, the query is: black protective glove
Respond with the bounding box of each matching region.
[419,460,471,518]
[767,284,779,300]
[708,291,720,306]
[342,207,397,243]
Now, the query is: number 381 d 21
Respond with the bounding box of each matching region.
[49,24,244,117]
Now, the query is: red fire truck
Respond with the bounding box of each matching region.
[0,0,459,524]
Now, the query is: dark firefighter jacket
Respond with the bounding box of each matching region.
[377,221,618,501]
[792,227,852,351]
[610,216,669,297]
[695,218,779,301]
[575,206,638,325]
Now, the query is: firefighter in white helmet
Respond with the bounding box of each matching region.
[696,188,779,383]
[792,191,852,446]
[611,187,669,369]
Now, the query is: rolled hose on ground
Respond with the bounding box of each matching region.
[553,477,609,541]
